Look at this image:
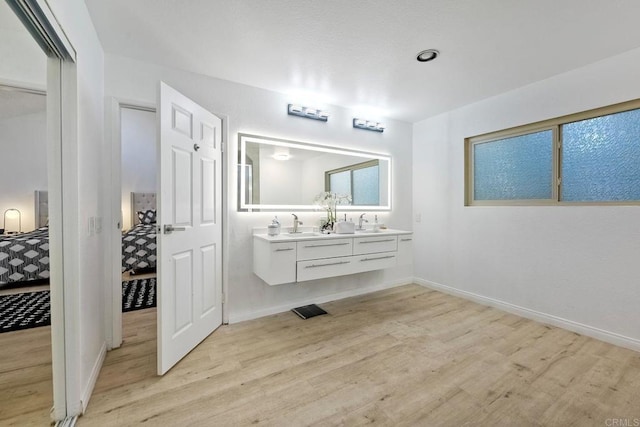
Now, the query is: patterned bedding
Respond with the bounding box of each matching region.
[0,227,50,288]
[122,223,157,273]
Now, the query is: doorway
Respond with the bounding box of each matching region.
[0,85,51,424]
[106,86,226,375]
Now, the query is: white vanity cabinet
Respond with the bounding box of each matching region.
[254,230,412,286]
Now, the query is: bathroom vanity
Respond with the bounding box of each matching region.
[253,229,413,285]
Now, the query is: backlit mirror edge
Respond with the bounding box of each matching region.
[238,133,392,212]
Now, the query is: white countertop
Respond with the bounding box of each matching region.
[253,228,412,243]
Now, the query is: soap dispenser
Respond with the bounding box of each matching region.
[268,216,280,236]
[373,214,379,232]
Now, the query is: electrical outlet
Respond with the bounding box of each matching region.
[415,213,422,223]
[95,217,103,234]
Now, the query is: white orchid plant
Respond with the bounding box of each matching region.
[313,191,352,225]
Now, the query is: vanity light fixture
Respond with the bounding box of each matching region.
[287,104,329,122]
[353,118,385,133]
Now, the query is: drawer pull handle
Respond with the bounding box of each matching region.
[358,239,395,244]
[275,248,295,252]
[400,238,413,242]
[360,255,395,262]
[304,243,350,248]
[305,260,351,268]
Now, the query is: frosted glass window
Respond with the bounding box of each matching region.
[329,170,351,196]
[353,165,379,205]
[473,130,553,200]
[562,109,640,201]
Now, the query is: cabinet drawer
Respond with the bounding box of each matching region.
[297,238,352,261]
[353,235,397,255]
[297,256,354,282]
[352,252,397,274]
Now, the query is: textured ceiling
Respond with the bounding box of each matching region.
[84,0,640,123]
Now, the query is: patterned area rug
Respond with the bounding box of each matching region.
[0,278,157,333]
[0,290,51,333]
[122,278,156,312]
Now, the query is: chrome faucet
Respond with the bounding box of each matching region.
[291,213,303,233]
[358,213,368,230]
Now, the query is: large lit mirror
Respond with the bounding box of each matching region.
[238,133,391,211]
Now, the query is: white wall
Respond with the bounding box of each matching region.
[105,54,414,322]
[120,107,156,230]
[412,47,640,350]
[49,0,106,415]
[0,110,47,231]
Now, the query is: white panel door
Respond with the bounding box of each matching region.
[157,82,223,375]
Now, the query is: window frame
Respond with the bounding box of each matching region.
[465,98,640,206]
[325,159,380,205]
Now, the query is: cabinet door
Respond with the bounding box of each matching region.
[254,239,296,285]
[353,235,397,255]
[397,234,413,266]
[268,242,297,284]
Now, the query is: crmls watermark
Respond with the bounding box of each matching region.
[605,419,640,427]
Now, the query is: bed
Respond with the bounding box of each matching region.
[122,192,157,274]
[0,191,50,289]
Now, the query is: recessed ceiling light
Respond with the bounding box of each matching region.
[416,49,439,62]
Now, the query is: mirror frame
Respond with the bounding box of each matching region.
[238,133,392,211]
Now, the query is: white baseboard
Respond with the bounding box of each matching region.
[80,341,107,413]
[229,277,413,324]
[414,278,640,353]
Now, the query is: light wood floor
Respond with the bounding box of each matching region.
[0,273,154,426]
[75,284,640,426]
[0,325,52,426]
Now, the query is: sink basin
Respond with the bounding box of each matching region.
[282,232,322,237]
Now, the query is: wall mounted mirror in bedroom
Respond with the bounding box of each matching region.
[238,133,391,211]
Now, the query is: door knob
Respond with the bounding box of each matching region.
[164,224,188,234]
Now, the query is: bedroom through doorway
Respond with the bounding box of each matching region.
[119,106,158,338]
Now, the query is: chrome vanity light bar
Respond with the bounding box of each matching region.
[288,104,329,122]
[353,118,385,133]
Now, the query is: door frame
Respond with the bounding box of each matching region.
[106,96,229,351]
[6,0,77,421]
